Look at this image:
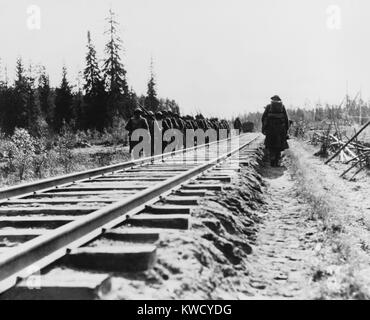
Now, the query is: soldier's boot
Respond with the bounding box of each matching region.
[270,150,278,167]
[276,151,282,166]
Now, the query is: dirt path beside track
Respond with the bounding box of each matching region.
[247,140,370,299]
[245,157,320,299]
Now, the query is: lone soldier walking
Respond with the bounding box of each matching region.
[262,95,289,167]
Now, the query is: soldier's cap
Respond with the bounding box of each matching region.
[155,111,163,117]
[148,111,154,116]
[134,108,142,114]
[271,95,282,102]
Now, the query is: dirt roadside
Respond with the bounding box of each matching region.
[247,139,370,299]
[244,154,320,299]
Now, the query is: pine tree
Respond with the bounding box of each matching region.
[83,31,107,130]
[144,58,159,112]
[25,63,42,136]
[0,59,9,88]
[37,66,54,126]
[54,66,74,131]
[84,31,102,96]
[73,90,85,130]
[0,58,4,87]
[0,60,14,134]
[125,87,137,118]
[0,59,43,134]
[13,57,28,129]
[103,9,129,124]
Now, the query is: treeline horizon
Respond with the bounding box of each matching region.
[240,98,370,131]
[0,9,180,137]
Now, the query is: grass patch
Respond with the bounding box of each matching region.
[0,127,130,188]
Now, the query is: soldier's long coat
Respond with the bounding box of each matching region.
[125,116,149,153]
[262,101,289,151]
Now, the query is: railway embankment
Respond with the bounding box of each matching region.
[107,149,266,299]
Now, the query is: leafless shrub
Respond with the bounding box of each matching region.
[54,125,77,173]
[32,135,51,179]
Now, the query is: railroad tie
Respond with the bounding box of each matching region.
[182,184,223,191]
[62,245,157,272]
[145,205,191,215]
[127,214,189,230]
[0,229,44,243]
[175,189,207,197]
[0,207,97,216]
[197,175,232,183]
[46,186,147,192]
[2,273,112,300]
[101,228,160,243]
[163,196,199,205]
[29,191,136,198]
[2,199,113,205]
[127,168,188,172]
[0,216,79,229]
[213,167,241,172]
[87,177,167,182]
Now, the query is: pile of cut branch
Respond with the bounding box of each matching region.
[311,120,370,180]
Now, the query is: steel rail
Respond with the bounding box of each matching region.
[0,133,238,201]
[0,134,260,294]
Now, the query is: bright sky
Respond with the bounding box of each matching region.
[0,0,369,117]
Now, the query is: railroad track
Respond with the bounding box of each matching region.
[0,133,262,299]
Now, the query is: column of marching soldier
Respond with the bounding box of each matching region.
[125,108,232,156]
